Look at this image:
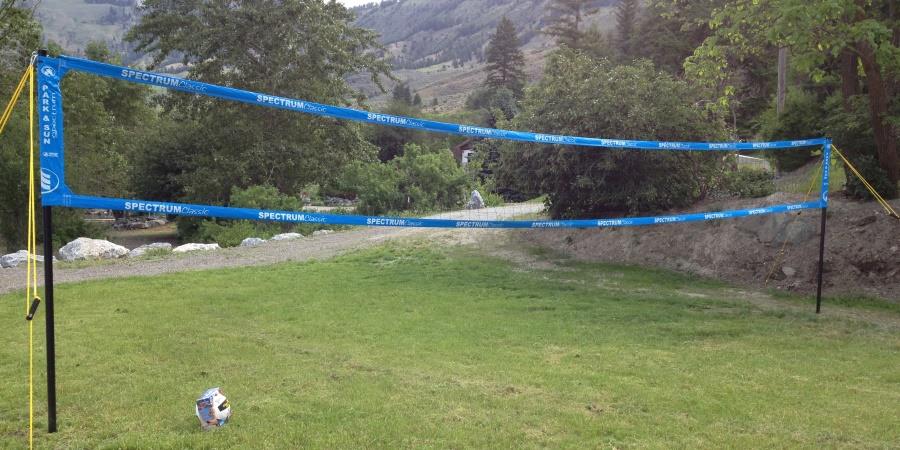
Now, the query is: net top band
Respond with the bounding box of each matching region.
[41,55,828,152]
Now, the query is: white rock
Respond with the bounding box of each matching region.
[128,242,173,258]
[311,230,333,236]
[240,237,266,247]
[59,238,129,261]
[782,266,797,278]
[172,243,220,253]
[271,233,303,241]
[1,250,29,268]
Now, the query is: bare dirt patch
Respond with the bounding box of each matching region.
[518,195,899,302]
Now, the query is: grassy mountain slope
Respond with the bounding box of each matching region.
[352,0,619,110]
[30,0,139,58]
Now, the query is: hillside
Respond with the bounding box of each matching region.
[26,0,620,110]
[352,0,619,109]
[28,0,141,61]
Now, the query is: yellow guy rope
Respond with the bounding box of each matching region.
[0,66,29,135]
[831,145,900,220]
[3,60,38,450]
[27,60,38,450]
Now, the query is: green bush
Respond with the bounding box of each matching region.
[755,90,826,172]
[340,143,471,215]
[186,185,302,246]
[824,94,899,200]
[498,51,727,219]
[841,154,898,200]
[720,170,775,198]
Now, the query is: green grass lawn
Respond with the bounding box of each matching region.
[1,243,898,448]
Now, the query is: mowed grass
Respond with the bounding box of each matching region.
[1,243,898,449]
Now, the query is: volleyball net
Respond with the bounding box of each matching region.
[36,54,831,230]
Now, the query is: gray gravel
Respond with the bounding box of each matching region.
[0,204,545,294]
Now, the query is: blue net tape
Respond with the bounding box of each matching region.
[36,55,831,229]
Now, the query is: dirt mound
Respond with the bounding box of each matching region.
[520,194,900,301]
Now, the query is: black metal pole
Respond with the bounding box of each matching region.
[42,206,57,433]
[815,207,828,314]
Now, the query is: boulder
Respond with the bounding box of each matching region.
[173,243,220,253]
[271,233,303,241]
[1,250,29,268]
[311,230,333,236]
[781,266,797,278]
[128,242,173,258]
[240,237,266,247]
[59,238,129,261]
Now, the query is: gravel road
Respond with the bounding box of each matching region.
[0,203,545,294]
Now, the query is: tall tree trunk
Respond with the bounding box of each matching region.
[857,40,900,184]
[839,48,859,112]
[776,47,789,115]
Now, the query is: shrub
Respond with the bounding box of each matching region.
[841,154,898,200]
[498,51,727,219]
[187,185,302,246]
[755,90,826,172]
[720,170,775,198]
[340,143,471,215]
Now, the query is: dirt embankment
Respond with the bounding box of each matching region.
[520,194,900,301]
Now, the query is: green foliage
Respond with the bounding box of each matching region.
[464,87,517,126]
[128,0,391,204]
[614,0,639,59]
[826,94,899,200]
[841,153,898,201]
[756,90,827,172]
[719,170,775,198]
[340,143,470,215]
[685,0,900,181]
[190,185,302,247]
[499,50,727,218]
[484,17,526,98]
[62,41,155,199]
[368,100,424,162]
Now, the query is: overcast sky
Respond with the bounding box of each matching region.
[337,0,380,7]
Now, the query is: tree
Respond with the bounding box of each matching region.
[686,0,900,185]
[127,0,393,204]
[498,50,727,219]
[632,0,719,75]
[484,17,526,98]
[392,82,413,105]
[614,0,640,59]
[544,0,590,49]
[339,143,470,215]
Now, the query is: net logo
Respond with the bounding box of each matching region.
[40,168,60,194]
[658,142,689,149]
[459,125,509,138]
[599,139,636,148]
[703,213,728,220]
[597,219,632,226]
[120,70,207,93]
[259,212,326,223]
[124,202,208,216]
[367,218,414,226]
[41,66,56,78]
[748,208,769,215]
[653,216,684,224]
[535,134,576,144]
[367,113,424,128]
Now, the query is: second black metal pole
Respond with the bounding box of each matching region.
[815,207,828,314]
[42,206,57,433]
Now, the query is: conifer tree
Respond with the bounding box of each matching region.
[544,0,595,49]
[484,17,526,98]
[614,0,639,59]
